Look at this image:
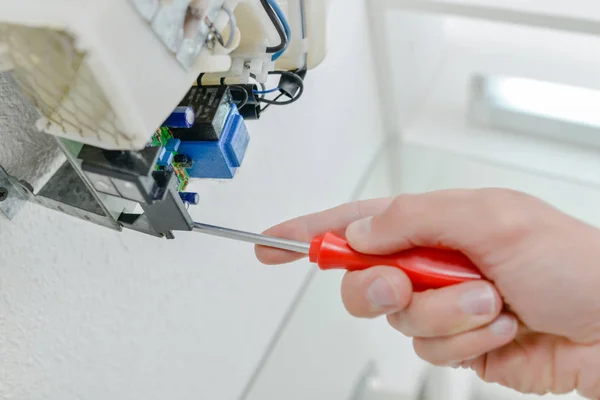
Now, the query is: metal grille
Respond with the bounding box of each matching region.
[0,24,132,149]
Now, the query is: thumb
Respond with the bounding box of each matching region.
[345,190,497,255]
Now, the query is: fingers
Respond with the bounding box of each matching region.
[413,314,519,366]
[342,268,502,331]
[341,268,517,366]
[386,281,502,337]
[345,189,538,262]
[341,267,412,318]
[255,197,393,265]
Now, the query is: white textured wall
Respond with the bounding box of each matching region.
[0,0,386,398]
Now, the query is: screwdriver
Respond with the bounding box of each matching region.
[193,222,482,291]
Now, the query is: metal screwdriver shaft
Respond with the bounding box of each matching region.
[192,222,482,291]
[192,222,311,254]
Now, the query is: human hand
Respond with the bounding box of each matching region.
[255,189,600,398]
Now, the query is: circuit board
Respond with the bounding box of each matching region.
[151,127,190,192]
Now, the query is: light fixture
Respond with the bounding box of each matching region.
[469,74,600,149]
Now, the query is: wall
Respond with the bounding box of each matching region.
[387,11,600,188]
[0,0,387,398]
[245,145,431,400]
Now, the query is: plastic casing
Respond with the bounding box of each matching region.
[0,0,329,150]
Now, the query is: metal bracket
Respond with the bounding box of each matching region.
[0,163,123,231]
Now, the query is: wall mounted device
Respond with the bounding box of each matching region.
[0,0,330,239]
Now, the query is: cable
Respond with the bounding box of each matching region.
[248,73,267,105]
[258,71,304,106]
[197,73,205,86]
[259,93,284,113]
[259,0,288,56]
[266,0,292,61]
[299,0,308,68]
[229,85,249,109]
[253,87,280,95]
[221,5,237,49]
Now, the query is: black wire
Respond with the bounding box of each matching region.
[258,71,304,106]
[260,0,288,54]
[249,73,267,103]
[260,93,284,113]
[229,85,249,109]
[197,73,205,86]
[218,77,250,109]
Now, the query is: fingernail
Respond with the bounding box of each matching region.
[460,286,495,315]
[367,277,398,309]
[448,362,461,369]
[347,217,373,241]
[490,315,517,336]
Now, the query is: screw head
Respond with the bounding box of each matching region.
[0,187,8,202]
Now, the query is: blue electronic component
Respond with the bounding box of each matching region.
[177,104,250,179]
[157,150,174,167]
[164,106,195,128]
[165,138,181,152]
[179,192,200,205]
[156,139,181,167]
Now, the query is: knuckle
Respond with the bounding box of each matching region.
[387,309,437,337]
[412,339,445,366]
[388,195,419,220]
[388,296,463,337]
[386,311,409,333]
[476,189,537,241]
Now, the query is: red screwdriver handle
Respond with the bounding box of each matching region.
[309,232,482,292]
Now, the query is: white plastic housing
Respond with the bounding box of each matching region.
[0,0,328,150]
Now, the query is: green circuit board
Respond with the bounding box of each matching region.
[151,127,189,191]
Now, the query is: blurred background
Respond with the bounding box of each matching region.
[245,1,600,399]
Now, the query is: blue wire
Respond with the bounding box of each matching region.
[266,0,291,61]
[253,87,281,95]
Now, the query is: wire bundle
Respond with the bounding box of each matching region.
[198,1,305,114]
[256,1,306,111]
[260,0,291,61]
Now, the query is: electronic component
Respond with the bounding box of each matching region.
[79,146,163,204]
[179,192,200,205]
[171,85,233,141]
[150,128,190,191]
[164,106,196,128]
[0,0,326,239]
[173,154,194,168]
[157,148,175,167]
[230,84,262,120]
[177,104,249,179]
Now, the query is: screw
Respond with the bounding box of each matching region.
[0,187,8,202]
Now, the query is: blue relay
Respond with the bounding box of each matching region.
[177,104,250,179]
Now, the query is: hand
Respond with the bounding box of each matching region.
[255,189,600,398]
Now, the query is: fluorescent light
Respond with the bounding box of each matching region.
[469,75,600,149]
[489,77,600,128]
